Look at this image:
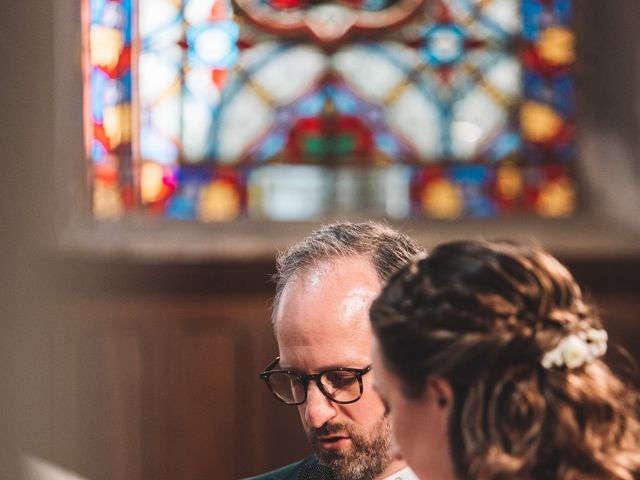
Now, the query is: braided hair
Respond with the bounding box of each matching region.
[370,240,640,480]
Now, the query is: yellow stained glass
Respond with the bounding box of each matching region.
[90,26,125,69]
[536,27,575,66]
[535,178,576,218]
[93,180,124,220]
[497,165,523,200]
[421,179,464,220]
[103,104,132,149]
[198,180,241,222]
[520,101,563,143]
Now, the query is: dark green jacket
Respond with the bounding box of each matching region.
[244,456,318,480]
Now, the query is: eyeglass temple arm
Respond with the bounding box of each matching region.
[258,356,281,377]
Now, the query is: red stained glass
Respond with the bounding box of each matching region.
[83,0,577,221]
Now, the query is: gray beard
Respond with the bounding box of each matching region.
[308,416,393,480]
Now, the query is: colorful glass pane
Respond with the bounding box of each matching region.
[83,0,576,221]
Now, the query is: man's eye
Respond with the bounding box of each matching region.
[324,371,357,388]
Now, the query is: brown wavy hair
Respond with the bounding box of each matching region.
[370,240,640,480]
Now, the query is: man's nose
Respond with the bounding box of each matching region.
[303,381,337,428]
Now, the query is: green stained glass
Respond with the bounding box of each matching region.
[84,0,577,221]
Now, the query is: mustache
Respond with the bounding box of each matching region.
[308,422,352,440]
[307,411,389,443]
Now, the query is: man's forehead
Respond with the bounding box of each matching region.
[276,258,380,323]
[274,256,380,349]
[288,256,379,291]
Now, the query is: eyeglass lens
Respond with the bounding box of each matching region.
[267,370,361,404]
[268,372,307,404]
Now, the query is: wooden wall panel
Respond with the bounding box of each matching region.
[75,328,118,479]
[141,328,172,480]
[43,259,638,480]
[170,333,236,480]
[50,323,80,471]
[105,331,143,480]
[49,293,312,479]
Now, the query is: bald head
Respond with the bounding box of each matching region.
[271,222,425,332]
[275,257,381,358]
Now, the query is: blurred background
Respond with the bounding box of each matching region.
[1,0,639,479]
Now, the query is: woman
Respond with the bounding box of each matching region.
[369,240,640,480]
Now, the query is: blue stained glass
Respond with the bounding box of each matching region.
[141,21,183,51]
[85,0,577,221]
[471,9,517,39]
[91,140,108,163]
[375,134,405,158]
[554,144,575,162]
[523,71,546,100]
[90,0,132,42]
[522,0,543,41]
[116,72,132,102]
[175,168,214,183]
[553,0,573,25]
[466,194,497,217]
[522,0,572,39]
[439,108,454,160]
[451,166,491,184]
[166,194,198,220]
[524,70,575,117]
[523,72,573,116]
[102,78,126,105]
[90,70,108,122]
[107,1,131,40]
[331,87,360,115]
[362,0,392,12]
[295,93,326,116]
[186,21,240,68]
[90,73,131,120]
[422,24,468,66]
[485,131,521,163]
[443,165,495,216]
[89,0,108,25]
[366,42,410,72]
[552,76,575,116]
[254,134,287,162]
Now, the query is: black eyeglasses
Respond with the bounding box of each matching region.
[259,357,371,406]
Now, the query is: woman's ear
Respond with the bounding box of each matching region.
[424,375,453,411]
[411,375,453,447]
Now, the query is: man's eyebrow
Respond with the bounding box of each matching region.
[279,362,368,371]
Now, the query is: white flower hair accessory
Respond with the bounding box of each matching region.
[541,328,608,369]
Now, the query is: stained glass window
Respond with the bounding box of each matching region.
[83,0,576,221]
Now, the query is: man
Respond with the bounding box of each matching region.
[248,222,424,480]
